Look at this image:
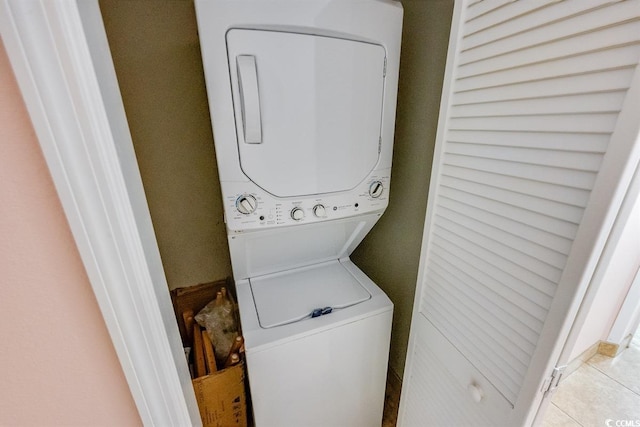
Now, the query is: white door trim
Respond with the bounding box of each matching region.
[0,1,200,425]
[521,61,640,426]
[532,137,640,427]
[559,162,640,358]
[609,265,640,344]
[606,164,640,346]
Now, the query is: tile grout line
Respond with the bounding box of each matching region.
[586,357,640,398]
[552,402,584,426]
[586,340,640,396]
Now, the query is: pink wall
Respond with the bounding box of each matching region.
[0,41,141,426]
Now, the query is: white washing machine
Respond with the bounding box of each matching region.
[194,1,403,425]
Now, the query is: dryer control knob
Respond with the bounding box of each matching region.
[236,194,257,215]
[291,207,305,221]
[369,181,384,198]
[313,204,326,218]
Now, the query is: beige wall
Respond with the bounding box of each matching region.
[100,0,232,290]
[0,41,141,426]
[352,0,454,378]
[99,0,454,378]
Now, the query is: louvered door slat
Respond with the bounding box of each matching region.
[431,232,554,309]
[439,187,580,239]
[443,155,597,190]
[448,113,618,134]
[438,205,567,269]
[453,68,635,105]
[464,0,512,22]
[443,165,592,207]
[433,225,557,300]
[404,0,640,415]
[456,45,640,92]
[447,130,610,152]
[461,2,640,62]
[438,196,574,254]
[445,142,603,171]
[428,256,543,342]
[429,239,549,323]
[463,0,618,43]
[459,20,640,73]
[440,175,584,224]
[463,0,560,37]
[458,41,640,83]
[437,214,562,285]
[450,91,627,117]
[429,252,545,334]
[426,281,533,368]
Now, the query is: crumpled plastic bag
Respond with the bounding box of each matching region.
[195,288,238,363]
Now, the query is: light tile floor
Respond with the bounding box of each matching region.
[543,333,640,427]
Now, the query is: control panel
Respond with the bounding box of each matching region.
[222,170,391,231]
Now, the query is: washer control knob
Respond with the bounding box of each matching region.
[236,194,257,215]
[369,181,384,198]
[291,207,305,221]
[313,204,327,218]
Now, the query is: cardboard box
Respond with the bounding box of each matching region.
[171,280,247,427]
[193,362,246,427]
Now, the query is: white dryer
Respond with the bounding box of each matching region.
[195,1,403,425]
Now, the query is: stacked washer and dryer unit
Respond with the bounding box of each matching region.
[195,1,403,425]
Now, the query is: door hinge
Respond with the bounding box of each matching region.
[383,57,387,77]
[541,365,566,397]
[378,136,382,153]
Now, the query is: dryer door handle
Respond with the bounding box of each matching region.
[236,55,262,144]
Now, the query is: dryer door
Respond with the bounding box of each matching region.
[226,29,386,198]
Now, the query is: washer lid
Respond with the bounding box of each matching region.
[226,29,386,197]
[249,260,371,329]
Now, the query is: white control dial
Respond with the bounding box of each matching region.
[291,207,305,221]
[313,204,327,218]
[369,181,384,198]
[235,194,257,215]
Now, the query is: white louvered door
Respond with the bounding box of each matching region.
[399,1,640,426]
